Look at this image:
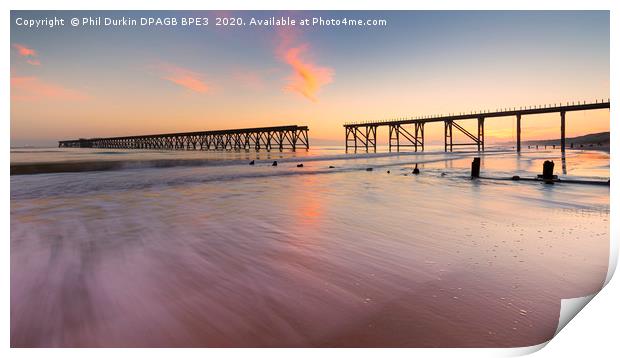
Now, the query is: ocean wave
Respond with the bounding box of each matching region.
[11,149,486,175]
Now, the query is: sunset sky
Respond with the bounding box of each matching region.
[11,10,609,147]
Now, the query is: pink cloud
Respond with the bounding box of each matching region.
[13,44,36,57]
[276,29,333,102]
[11,76,88,101]
[152,63,210,93]
[13,43,41,66]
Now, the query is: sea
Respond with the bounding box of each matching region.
[10,145,610,347]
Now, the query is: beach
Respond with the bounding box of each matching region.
[10,147,609,347]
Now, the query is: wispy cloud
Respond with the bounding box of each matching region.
[13,44,36,57]
[151,62,210,93]
[13,43,41,66]
[276,29,333,102]
[11,76,88,101]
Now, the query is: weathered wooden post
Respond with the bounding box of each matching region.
[471,157,481,178]
[542,160,554,179]
[540,160,556,184]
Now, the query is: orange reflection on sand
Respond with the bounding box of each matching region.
[293,174,325,226]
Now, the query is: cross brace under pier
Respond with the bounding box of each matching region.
[388,123,424,152]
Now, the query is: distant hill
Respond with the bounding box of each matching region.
[523,131,609,147]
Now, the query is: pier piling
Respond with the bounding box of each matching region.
[560,111,566,152]
[516,114,522,152]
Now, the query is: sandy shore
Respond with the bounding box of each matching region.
[11,149,609,347]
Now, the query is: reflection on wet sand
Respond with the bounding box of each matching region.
[562,152,567,175]
[10,149,609,347]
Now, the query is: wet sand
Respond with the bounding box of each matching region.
[10,148,609,347]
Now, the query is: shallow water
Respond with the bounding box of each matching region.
[10,147,609,347]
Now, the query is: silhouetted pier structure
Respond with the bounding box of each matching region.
[344,100,610,153]
[59,125,310,151]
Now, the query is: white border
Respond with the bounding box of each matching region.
[4,1,617,357]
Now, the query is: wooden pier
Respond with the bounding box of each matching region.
[344,100,610,152]
[59,125,310,151]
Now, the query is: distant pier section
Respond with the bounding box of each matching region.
[344,100,610,153]
[59,125,310,151]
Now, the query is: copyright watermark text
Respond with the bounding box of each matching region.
[14,15,388,30]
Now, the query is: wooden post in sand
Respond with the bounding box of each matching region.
[471,157,481,178]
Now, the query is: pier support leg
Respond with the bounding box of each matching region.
[516,114,521,152]
[444,120,453,152]
[372,126,377,152]
[417,123,424,152]
[560,111,566,152]
[290,130,297,151]
[388,124,400,152]
[449,122,453,152]
[477,117,485,151]
[359,125,377,152]
[444,121,447,152]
